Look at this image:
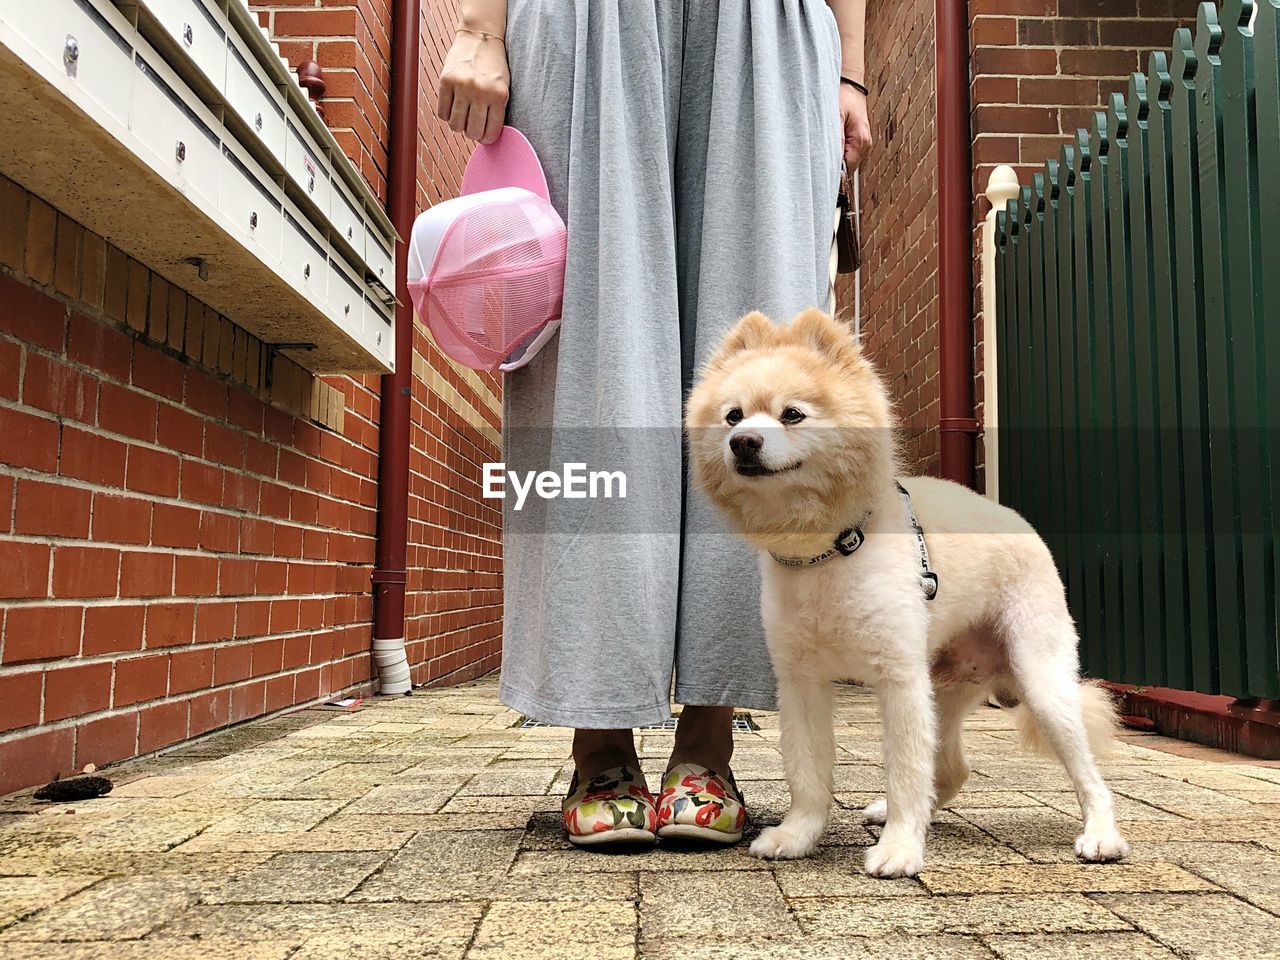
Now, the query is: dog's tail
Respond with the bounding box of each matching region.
[1010,680,1121,760]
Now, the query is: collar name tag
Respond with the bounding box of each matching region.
[834,527,864,555]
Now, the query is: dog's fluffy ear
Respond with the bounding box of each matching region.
[787,308,861,364]
[714,311,778,360]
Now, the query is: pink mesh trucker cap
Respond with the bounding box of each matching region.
[407,126,567,372]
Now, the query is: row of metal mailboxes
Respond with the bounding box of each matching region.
[0,0,394,363]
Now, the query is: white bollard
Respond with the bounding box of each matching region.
[981,164,1021,503]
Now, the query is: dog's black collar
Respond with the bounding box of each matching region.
[768,481,938,601]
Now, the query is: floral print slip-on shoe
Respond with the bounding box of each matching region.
[656,763,747,843]
[562,765,658,847]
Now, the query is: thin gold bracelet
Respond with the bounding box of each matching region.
[456,26,504,44]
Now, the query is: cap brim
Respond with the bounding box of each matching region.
[498,317,561,372]
[461,126,552,203]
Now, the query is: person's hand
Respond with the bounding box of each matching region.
[840,82,872,170]
[436,29,510,144]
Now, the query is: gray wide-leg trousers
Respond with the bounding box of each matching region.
[498,0,842,728]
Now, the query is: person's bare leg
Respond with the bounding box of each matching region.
[573,729,640,781]
[667,705,735,772]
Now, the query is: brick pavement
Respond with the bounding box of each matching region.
[2,676,1279,958]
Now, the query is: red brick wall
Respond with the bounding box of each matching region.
[842,0,940,475]
[0,213,380,794]
[853,0,1200,482]
[0,0,501,795]
[250,0,392,199]
[404,1,502,687]
[970,0,1201,196]
[253,0,503,680]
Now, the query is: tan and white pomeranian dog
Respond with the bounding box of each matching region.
[685,308,1129,878]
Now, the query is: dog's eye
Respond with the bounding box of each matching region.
[725,408,744,426]
[780,407,806,425]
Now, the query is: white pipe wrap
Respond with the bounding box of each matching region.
[373,636,412,695]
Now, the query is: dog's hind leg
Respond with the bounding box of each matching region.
[1006,611,1129,862]
[750,671,834,860]
[932,684,987,809]
[862,683,984,825]
[864,669,936,878]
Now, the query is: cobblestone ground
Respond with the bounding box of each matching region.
[3,677,1280,958]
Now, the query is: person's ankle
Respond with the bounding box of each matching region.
[668,705,735,773]
[572,729,639,782]
[667,744,733,773]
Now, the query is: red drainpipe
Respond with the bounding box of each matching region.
[371,0,420,694]
[935,0,978,486]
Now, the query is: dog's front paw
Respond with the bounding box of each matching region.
[863,837,924,878]
[862,798,888,825]
[1075,828,1129,862]
[750,825,820,860]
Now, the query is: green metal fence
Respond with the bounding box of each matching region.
[994,0,1278,698]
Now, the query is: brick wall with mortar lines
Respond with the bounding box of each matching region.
[244,0,485,221]
[251,0,504,681]
[849,0,1202,484]
[838,0,940,476]
[402,0,502,694]
[249,0,392,198]
[968,0,1201,491]
[0,177,380,795]
[0,0,501,795]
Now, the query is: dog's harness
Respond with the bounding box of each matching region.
[768,481,938,601]
[899,482,939,601]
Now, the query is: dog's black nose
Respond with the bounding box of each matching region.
[730,431,764,459]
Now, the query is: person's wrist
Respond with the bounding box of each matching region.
[841,76,869,97]
[457,15,505,38]
[456,25,505,45]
